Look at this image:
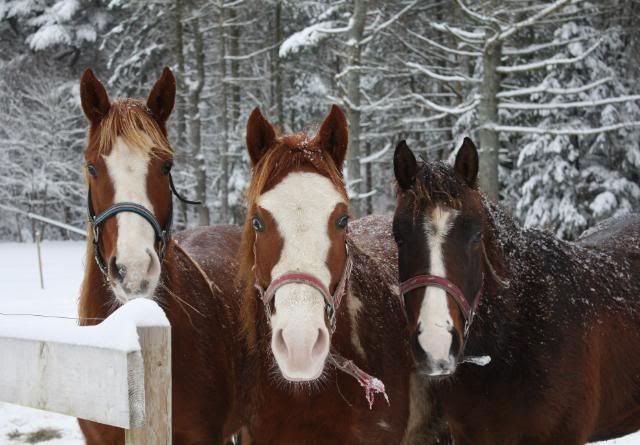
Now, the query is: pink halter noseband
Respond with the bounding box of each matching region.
[254,244,353,333]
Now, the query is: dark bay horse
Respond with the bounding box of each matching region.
[237,105,447,444]
[77,68,247,444]
[393,137,640,444]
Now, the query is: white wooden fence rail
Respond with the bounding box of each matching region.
[0,299,171,445]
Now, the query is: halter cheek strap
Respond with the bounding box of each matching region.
[399,274,483,336]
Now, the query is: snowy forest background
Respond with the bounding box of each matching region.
[1,0,639,241]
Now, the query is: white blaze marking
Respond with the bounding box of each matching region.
[417,206,457,365]
[103,136,160,302]
[258,172,345,379]
[258,172,345,317]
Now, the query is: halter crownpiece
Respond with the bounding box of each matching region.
[399,274,483,335]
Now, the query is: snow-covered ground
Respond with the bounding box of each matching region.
[0,240,639,444]
[0,241,85,444]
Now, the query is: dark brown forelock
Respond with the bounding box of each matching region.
[238,132,347,349]
[404,161,465,217]
[88,99,173,157]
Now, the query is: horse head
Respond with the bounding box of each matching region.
[240,105,350,382]
[80,67,176,304]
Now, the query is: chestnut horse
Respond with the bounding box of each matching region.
[392,137,640,444]
[237,105,446,444]
[77,68,247,444]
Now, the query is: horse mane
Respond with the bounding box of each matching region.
[237,132,346,349]
[90,99,172,157]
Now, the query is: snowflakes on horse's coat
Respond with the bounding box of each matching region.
[104,136,160,303]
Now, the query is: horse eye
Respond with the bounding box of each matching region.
[471,231,482,244]
[336,214,349,229]
[162,161,173,176]
[252,216,265,232]
[87,163,97,177]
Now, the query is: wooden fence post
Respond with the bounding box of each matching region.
[125,324,172,445]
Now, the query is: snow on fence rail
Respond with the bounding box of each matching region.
[0,299,171,445]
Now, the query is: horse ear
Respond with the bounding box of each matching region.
[246,107,276,166]
[80,68,110,126]
[315,105,348,171]
[394,140,418,190]
[147,67,176,125]
[454,137,479,188]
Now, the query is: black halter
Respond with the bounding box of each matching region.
[88,173,201,277]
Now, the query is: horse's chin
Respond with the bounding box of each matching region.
[419,357,458,379]
[273,356,327,383]
[110,281,157,305]
[270,360,330,394]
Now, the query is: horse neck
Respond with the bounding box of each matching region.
[463,201,529,362]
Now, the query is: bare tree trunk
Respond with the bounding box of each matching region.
[190,18,209,226]
[365,141,373,215]
[218,5,230,223]
[345,0,368,217]
[478,40,501,202]
[175,0,188,228]
[229,7,241,127]
[175,0,186,147]
[273,0,284,128]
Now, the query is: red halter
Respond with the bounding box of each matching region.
[254,244,353,333]
[399,274,483,335]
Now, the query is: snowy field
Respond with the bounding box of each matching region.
[0,240,639,444]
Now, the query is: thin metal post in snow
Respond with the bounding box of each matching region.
[35,230,44,290]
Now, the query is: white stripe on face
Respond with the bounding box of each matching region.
[258,171,345,380]
[103,136,160,303]
[417,206,457,369]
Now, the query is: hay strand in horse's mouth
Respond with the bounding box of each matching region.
[460,355,491,367]
[329,354,390,410]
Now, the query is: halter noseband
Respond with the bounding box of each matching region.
[88,173,201,277]
[399,274,483,336]
[254,242,353,333]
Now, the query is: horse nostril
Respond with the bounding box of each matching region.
[311,328,328,359]
[109,256,126,283]
[450,327,462,357]
[145,248,155,274]
[273,329,288,356]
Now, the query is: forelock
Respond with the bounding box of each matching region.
[414,161,465,210]
[90,99,173,158]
